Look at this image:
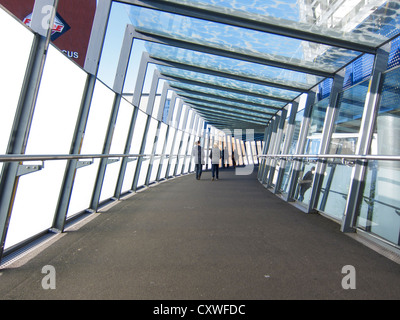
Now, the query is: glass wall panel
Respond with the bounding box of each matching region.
[5,45,87,248]
[177,132,189,174]
[251,141,258,164]
[168,130,183,177]
[357,67,400,245]
[184,134,196,173]
[178,105,187,129]
[150,122,167,182]
[100,98,134,202]
[137,118,158,187]
[0,8,34,176]
[281,108,305,194]
[121,109,147,193]
[160,127,176,178]
[294,98,329,205]
[246,142,253,165]
[240,141,247,165]
[152,94,162,119]
[67,80,115,217]
[304,98,330,155]
[316,80,368,220]
[137,159,150,187]
[139,95,149,112]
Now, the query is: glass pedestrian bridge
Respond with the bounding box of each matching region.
[0,0,400,299]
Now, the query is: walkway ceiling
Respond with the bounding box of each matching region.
[117,0,400,137]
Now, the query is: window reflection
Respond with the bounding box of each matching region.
[357,67,400,244]
[315,81,368,219]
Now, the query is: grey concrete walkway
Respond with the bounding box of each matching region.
[0,168,399,300]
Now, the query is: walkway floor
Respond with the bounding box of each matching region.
[0,168,399,300]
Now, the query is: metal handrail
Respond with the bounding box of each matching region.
[0,153,175,163]
[257,154,400,161]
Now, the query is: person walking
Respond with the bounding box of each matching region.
[210,143,221,181]
[192,140,204,180]
[298,166,315,201]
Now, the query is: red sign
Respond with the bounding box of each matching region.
[0,0,96,67]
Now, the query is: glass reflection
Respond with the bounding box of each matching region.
[146,42,322,90]
[316,80,368,219]
[129,5,361,73]
[160,0,400,47]
[357,67,400,244]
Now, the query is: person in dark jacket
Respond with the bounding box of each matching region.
[298,166,315,201]
[192,141,204,180]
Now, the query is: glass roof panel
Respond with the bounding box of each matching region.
[128,6,363,74]
[158,66,300,100]
[145,42,322,90]
[194,108,268,125]
[119,0,400,133]
[185,100,271,121]
[168,82,287,109]
[155,0,400,48]
[178,92,278,115]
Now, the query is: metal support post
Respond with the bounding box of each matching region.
[181,111,196,174]
[258,124,272,181]
[267,109,287,187]
[308,71,345,213]
[341,44,390,232]
[156,92,177,181]
[261,117,279,184]
[274,101,298,194]
[174,106,190,175]
[286,90,316,201]
[132,69,160,191]
[145,83,169,185]
[114,52,149,198]
[90,24,134,210]
[54,0,113,228]
[165,100,183,178]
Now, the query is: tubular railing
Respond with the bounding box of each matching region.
[0,153,175,162]
[258,152,400,218]
[257,153,400,162]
